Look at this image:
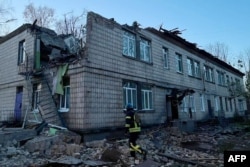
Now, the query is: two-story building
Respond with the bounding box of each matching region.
[0,11,246,132]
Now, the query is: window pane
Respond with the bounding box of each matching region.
[123,31,135,57]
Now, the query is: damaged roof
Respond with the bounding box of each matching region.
[145,27,245,76]
[0,24,66,51]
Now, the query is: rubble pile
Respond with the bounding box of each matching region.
[1,123,250,167]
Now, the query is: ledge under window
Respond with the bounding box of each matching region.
[58,108,69,112]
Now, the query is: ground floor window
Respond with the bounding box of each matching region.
[141,85,153,110]
[238,99,244,112]
[123,81,153,110]
[32,83,41,113]
[59,77,70,112]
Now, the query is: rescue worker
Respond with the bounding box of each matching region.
[125,103,147,161]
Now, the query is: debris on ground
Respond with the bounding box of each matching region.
[1,121,250,167]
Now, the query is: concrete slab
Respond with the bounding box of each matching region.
[0,128,36,145]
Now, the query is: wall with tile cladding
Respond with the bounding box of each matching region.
[0,29,35,121]
[63,11,246,130]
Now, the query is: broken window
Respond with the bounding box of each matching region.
[176,52,183,73]
[59,77,70,112]
[140,38,151,62]
[122,31,136,57]
[32,83,41,113]
[18,40,26,65]
[162,47,169,69]
[122,30,152,63]
[141,85,153,110]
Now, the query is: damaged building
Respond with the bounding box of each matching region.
[0,11,247,133]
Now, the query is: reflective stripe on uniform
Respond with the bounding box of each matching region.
[130,143,142,153]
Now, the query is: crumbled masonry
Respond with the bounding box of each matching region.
[1,121,250,167]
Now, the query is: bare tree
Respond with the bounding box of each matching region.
[55,10,86,39]
[23,3,55,28]
[207,42,229,62]
[0,0,15,35]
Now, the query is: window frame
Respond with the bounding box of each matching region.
[214,96,219,112]
[123,82,138,110]
[176,52,183,73]
[18,40,26,65]
[59,85,70,112]
[204,65,214,82]
[122,31,136,58]
[200,94,205,112]
[139,37,151,62]
[141,88,153,110]
[122,29,152,63]
[238,99,244,111]
[32,84,41,113]
[162,47,169,69]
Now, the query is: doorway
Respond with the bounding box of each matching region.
[14,86,23,121]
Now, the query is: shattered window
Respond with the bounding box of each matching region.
[140,38,151,62]
[18,40,26,65]
[59,85,70,112]
[32,83,41,113]
[122,31,136,57]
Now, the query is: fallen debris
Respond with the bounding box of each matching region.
[0,122,250,166]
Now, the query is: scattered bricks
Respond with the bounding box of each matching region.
[57,130,82,144]
[24,135,59,153]
[85,139,107,148]
[65,143,81,156]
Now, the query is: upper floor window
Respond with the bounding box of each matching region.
[18,40,26,65]
[176,52,183,73]
[217,71,226,86]
[123,31,136,57]
[187,58,201,78]
[204,65,214,82]
[122,30,152,63]
[59,78,70,112]
[226,75,230,86]
[162,47,169,68]
[140,38,151,62]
